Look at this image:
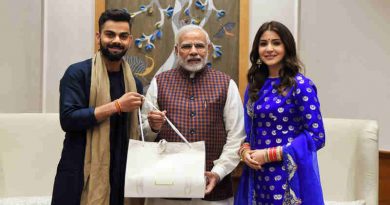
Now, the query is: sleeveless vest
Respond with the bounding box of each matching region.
[155,67,233,201]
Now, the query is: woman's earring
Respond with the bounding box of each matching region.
[256,58,262,67]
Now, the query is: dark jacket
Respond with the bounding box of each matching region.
[51,59,142,205]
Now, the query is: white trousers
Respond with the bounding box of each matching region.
[144,197,234,205]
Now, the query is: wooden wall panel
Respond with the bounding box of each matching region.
[97,0,248,95]
[95,0,105,52]
[379,151,390,205]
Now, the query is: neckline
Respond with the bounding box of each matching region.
[267,76,280,79]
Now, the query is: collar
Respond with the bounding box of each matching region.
[177,65,208,80]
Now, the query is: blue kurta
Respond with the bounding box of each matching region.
[51,59,143,205]
[235,74,325,205]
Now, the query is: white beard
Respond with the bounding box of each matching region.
[177,55,208,72]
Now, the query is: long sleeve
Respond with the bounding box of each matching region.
[291,77,325,151]
[141,78,159,141]
[211,79,246,180]
[59,65,97,132]
[279,76,325,204]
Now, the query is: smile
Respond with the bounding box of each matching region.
[108,47,123,52]
[264,55,277,59]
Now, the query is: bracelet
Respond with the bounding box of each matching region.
[272,147,278,161]
[239,143,250,161]
[268,148,274,162]
[238,143,250,155]
[114,100,122,115]
[267,147,276,162]
[277,146,283,161]
[264,148,269,163]
[240,149,249,161]
[266,147,283,162]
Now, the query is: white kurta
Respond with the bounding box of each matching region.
[141,78,246,204]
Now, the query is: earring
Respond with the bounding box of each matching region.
[256,58,262,67]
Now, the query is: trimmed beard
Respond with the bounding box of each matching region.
[100,41,128,62]
[177,55,208,72]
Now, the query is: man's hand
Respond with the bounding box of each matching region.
[147,110,166,132]
[94,92,143,122]
[117,92,143,112]
[205,171,220,195]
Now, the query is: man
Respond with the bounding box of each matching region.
[142,25,246,205]
[51,9,143,205]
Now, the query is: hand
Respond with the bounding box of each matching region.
[117,92,143,112]
[250,149,267,166]
[204,171,220,195]
[242,150,262,170]
[147,110,166,132]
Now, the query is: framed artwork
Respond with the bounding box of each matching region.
[95,0,248,96]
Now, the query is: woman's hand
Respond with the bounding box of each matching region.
[242,149,262,170]
[250,149,267,166]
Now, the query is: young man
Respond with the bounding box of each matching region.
[51,9,143,205]
[142,25,246,205]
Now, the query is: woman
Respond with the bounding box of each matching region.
[235,21,325,204]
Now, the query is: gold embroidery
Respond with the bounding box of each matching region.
[282,153,302,205]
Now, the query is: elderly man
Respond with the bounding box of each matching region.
[142,24,245,205]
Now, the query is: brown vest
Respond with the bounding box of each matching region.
[155,67,233,201]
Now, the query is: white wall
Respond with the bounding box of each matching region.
[0,0,43,112]
[0,0,94,113]
[299,0,390,150]
[43,0,95,112]
[249,0,299,52]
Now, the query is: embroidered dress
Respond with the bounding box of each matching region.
[235,74,325,205]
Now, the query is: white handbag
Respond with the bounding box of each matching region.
[124,107,206,198]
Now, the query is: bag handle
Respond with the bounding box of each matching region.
[139,97,192,148]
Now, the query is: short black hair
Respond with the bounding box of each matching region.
[98,8,132,32]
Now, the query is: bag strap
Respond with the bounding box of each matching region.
[139,97,192,148]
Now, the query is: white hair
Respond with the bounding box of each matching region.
[175,24,211,45]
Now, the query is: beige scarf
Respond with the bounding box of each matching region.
[80,51,139,205]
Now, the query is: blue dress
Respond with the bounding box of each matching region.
[235,74,325,205]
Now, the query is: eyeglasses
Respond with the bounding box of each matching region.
[179,43,207,52]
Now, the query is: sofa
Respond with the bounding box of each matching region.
[318,118,379,205]
[0,114,379,204]
[0,113,62,204]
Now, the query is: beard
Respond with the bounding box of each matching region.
[177,54,208,72]
[100,41,128,62]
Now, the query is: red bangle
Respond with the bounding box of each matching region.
[268,147,278,162]
[268,148,273,161]
[267,148,271,161]
[238,143,250,154]
[273,148,278,161]
[242,143,250,148]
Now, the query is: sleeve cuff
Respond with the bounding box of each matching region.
[211,165,227,182]
[143,120,159,141]
[89,107,98,125]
